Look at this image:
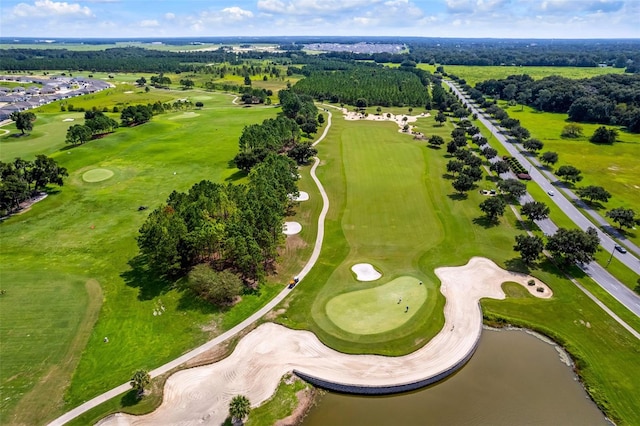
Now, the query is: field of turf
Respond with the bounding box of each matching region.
[275,110,640,423]
[0,93,317,425]
[416,64,625,86]
[497,104,640,246]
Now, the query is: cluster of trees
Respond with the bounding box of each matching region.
[240,87,273,105]
[515,227,600,266]
[292,65,431,108]
[0,156,68,215]
[65,111,119,145]
[10,111,36,135]
[279,90,319,135]
[137,154,299,286]
[120,105,154,126]
[475,74,640,132]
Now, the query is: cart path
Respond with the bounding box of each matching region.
[47,110,333,426]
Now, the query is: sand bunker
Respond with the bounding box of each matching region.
[282,222,302,235]
[98,257,551,426]
[341,109,430,132]
[82,168,114,183]
[289,191,309,201]
[351,263,382,281]
[124,91,134,94]
[62,118,75,122]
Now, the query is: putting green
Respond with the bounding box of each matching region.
[82,168,114,182]
[168,112,200,120]
[325,276,427,335]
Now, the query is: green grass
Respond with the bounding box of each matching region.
[417,64,625,87]
[0,92,321,424]
[82,168,114,182]
[246,375,313,426]
[501,104,640,246]
[326,276,428,335]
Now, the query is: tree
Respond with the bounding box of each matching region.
[479,196,506,222]
[130,369,150,397]
[521,201,550,222]
[497,179,527,199]
[514,234,544,264]
[540,151,558,166]
[510,125,530,142]
[287,142,317,165]
[545,227,599,266]
[606,207,637,230]
[523,138,544,153]
[461,165,483,181]
[435,111,447,126]
[376,106,382,115]
[482,147,497,160]
[446,140,458,154]
[229,395,251,424]
[556,165,583,184]
[135,76,147,86]
[180,78,194,89]
[186,265,242,306]
[453,107,469,120]
[446,159,464,175]
[490,160,510,175]
[65,124,92,145]
[195,101,204,109]
[452,174,474,193]
[428,135,445,148]
[244,75,251,86]
[561,124,583,138]
[317,113,325,124]
[590,126,618,144]
[10,111,36,135]
[576,185,611,204]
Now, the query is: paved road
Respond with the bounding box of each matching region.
[47,110,334,426]
[445,81,640,317]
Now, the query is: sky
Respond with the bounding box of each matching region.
[1,0,639,39]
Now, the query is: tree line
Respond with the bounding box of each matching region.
[0,156,67,215]
[137,154,299,290]
[291,64,431,108]
[474,73,640,133]
[233,91,319,172]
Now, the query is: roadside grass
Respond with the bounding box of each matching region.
[502,104,640,246]
[0,94,316,424]
[418,64,624,86]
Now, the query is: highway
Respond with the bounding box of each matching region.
[445,80,640,317]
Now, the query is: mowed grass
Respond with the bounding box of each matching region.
[416,64,624,86]
[326,277,427,335]
[502,104,640,246]
[276,110,640,423]
[0,94,303,424]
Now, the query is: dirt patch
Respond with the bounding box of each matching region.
[274,386,318,426]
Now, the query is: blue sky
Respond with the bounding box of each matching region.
[1,0,639,39]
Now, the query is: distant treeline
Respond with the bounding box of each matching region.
[2,39,639,73]
[473,73,640,132]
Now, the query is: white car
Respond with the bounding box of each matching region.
[547,190,554,196]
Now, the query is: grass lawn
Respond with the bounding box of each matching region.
[417,64,624,87]
[502,104,640,246]
[274,110,639,423]
[0,93,317,425]
[326,276,427,335]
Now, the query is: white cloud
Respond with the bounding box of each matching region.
[540,0,624,13]
[353,16,379,26]
[11,0,93,17]
[139,19,159,27]
[165,12,176,20]
[257,0,381,16]
[221,6,254,20]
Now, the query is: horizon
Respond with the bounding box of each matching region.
[1,0,639,40]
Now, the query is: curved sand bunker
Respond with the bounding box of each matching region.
[288,191,309,201]
[99,257,551,426]
[282,222,302,235]
[351,263,382,281]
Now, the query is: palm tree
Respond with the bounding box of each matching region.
[130,369,150,397]
[229,395,251,424]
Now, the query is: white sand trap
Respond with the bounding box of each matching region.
[282,222,302,235]
[97,257,551,426]
[290,191,309,201]
[124,91,134,94]
[62,118,75,122]
[351,263,382,281]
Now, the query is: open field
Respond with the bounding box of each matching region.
[418,64,625,86]
[500,104,640,246]
[0,93,319,425]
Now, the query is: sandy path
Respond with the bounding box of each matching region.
[98,257,551,425]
